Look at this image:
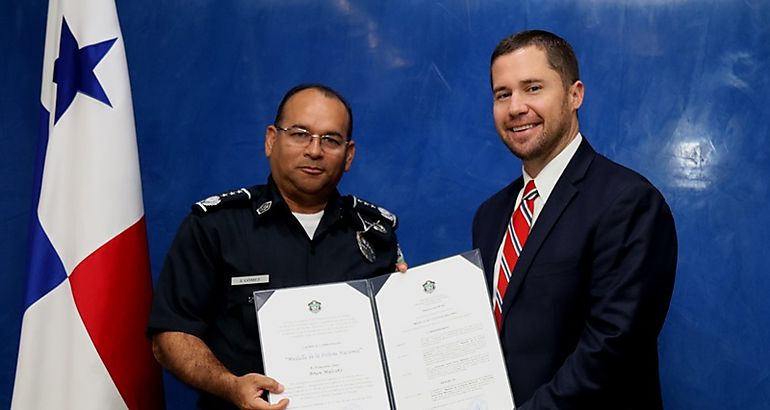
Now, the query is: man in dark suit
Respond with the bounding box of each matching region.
[472,30,677,409]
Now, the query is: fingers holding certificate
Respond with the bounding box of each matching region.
[254,250,514,409]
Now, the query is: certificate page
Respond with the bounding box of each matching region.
[255,282,390,410]
[375,252,515,410]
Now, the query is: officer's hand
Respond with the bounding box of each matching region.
[230,373,289,410]
[395,246,407,273]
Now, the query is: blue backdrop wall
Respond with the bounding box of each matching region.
[2,0,769,408]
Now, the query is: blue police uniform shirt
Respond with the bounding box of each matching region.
[147,175,400,409]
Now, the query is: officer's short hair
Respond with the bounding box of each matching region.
[490,30,580,90]
[274,84,354,140]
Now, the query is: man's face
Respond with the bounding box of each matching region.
[265,88,355,211]
[491,45,583,176]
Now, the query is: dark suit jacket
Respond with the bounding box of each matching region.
[472,139,677,410]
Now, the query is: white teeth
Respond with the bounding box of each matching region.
[512,124,535,132]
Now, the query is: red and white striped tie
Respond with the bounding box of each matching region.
[494,179,539,331]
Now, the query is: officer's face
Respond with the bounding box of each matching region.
[265,88,355,212]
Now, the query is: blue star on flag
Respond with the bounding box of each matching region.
[53,17,117,123]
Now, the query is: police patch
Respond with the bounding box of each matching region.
[256,200,272,215]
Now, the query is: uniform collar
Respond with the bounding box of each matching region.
[254,176,344,236]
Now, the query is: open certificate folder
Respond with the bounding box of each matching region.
[253,250,515,410]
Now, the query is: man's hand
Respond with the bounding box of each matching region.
[395,245,408,273]
[152,332,289,409]
[229,373,289,410]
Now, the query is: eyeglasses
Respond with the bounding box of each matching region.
[274,125,349,152]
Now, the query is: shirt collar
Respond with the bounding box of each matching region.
[522,132,583,206]
[260,175,343,234]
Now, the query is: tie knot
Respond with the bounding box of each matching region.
[523,180,539,201]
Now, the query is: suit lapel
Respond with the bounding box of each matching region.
[500,139,596,320]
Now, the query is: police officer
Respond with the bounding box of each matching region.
[148,84,406,410]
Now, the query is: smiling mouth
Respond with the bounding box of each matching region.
[511,123,537,132]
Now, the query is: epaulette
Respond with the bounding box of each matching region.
[346,195,398,230]
[343,195,399,263]
[192,188,252,215]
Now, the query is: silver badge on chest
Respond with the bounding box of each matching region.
[356,231,376,263]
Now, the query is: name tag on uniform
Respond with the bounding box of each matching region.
[231,274,270,286]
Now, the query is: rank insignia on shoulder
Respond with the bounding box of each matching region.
[343,195,399,263]
[350,196,398,229]
[193,188,252,214]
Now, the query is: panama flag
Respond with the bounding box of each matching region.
[12,0,164,409]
